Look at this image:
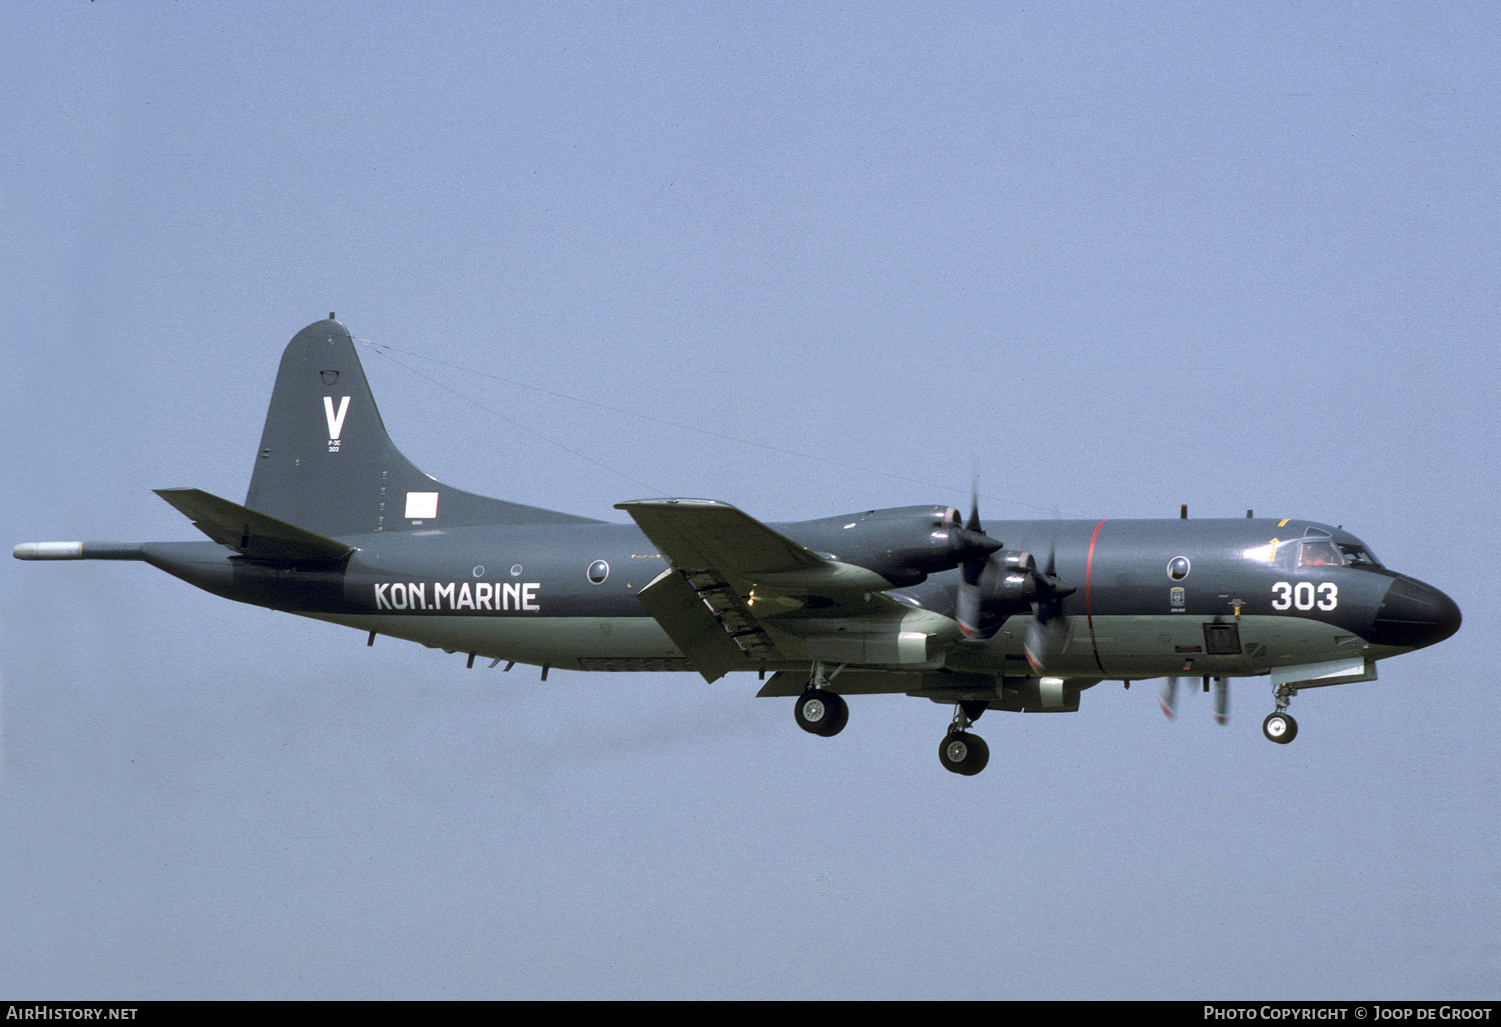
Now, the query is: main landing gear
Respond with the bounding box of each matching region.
[790,664,992,776]
[795,688,848,737]
[938,701,990,776]
[1262,683,1298,744]
[794,662,848,737]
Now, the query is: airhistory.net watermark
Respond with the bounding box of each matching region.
[6,1008,137,1020]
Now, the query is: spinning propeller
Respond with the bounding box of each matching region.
[954,491,994,639]
[1159,675,1230,724]
[954,489,1074,672]
[1023,542,1072,673]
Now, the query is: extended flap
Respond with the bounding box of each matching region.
[635,568,754,683]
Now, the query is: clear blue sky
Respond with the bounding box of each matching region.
[3,1,1497,999]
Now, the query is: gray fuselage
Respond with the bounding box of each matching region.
[137,513,1458,687]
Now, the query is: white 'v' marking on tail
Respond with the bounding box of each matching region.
[323,396,350,440]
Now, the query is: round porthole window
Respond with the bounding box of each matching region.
[1167,556,1190,580]
[587,560,609,584]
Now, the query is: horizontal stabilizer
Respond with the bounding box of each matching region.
[155,488,354,562]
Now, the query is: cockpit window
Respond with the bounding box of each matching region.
[1244,532,1383,571]
[1243,536,1313,569]
[1336,543,1382,568]
[1298,540,1343,567]
[1241,540,1295,568]
[1240,539,1331,570]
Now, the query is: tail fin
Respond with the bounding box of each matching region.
[244,316,601,536]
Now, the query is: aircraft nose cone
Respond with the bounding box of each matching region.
[1368,575,1462,648]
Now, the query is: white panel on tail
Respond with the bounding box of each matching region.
[405,492,439,519]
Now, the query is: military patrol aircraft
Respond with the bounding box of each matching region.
[15,316,1462,775]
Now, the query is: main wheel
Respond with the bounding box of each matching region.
[938,731,990,775]
[1262,711,1298,744]
[822,692,849,736]
[795,689,848,737]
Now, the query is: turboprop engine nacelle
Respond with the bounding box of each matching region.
[973,549,1045,606]
[788,505,1004,587]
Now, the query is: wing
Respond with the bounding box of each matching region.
[616,499,959,682]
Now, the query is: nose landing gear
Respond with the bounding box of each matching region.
[1262,712,1297,743]
[1262,683,1298,744]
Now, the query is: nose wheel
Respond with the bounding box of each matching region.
[1262,684,1299,744]
[1262,712,1297,743]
